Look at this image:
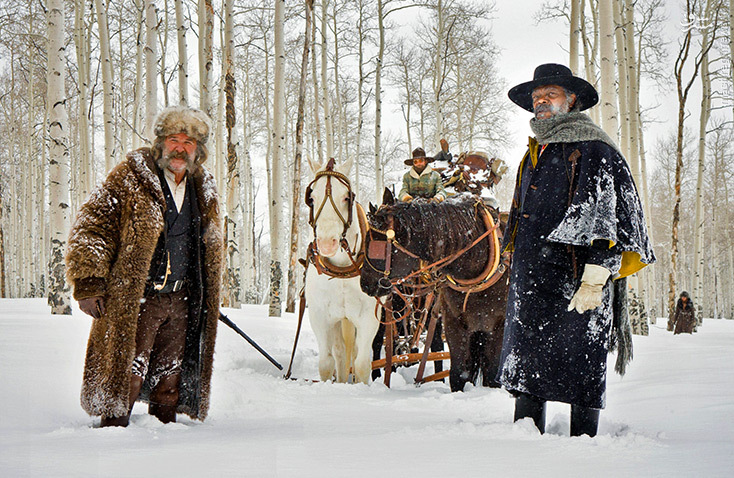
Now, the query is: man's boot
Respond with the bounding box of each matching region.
[149,374,180,424]
[100,414,130,427]
[570,405,600,437]
[514,393,546,434]
[99,375,144,428]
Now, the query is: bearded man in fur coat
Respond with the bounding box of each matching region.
[66,106,223,427]
[496,64,655,437]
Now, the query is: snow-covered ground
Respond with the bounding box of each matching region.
[1,298,732,477]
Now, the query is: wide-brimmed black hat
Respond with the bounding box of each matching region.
[508,63,598,112]
[404,147,434,166]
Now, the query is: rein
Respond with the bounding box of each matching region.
[366,199,507,312]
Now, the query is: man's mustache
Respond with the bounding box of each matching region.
[534,103,553,113]
[165,150,190,161]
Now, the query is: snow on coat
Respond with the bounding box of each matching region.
[497,140,655,409]
[65,148,223,420]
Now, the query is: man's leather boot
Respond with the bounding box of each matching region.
[514,393,546,434]
[149,403,177,424]
[570,405,600,437]
[100,414,130,427]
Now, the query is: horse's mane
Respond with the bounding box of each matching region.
[384,194,484,262]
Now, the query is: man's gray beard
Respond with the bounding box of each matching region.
[157,151,195,173]
[534,97,573,119]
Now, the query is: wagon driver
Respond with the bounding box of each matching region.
[496,64,655,437]
[66,106,223,427]
[398,145,448,202]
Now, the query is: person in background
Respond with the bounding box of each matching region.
[399,146,447,202]
[672,291,696,335]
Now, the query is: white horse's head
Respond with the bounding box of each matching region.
[306,157,355,257]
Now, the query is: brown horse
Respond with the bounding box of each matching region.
[361,190,509,392]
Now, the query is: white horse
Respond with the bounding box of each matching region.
[304,157,380,384]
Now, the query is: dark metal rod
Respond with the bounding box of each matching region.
[219,313,283,370]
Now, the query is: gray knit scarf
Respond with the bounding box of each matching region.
[530,111,619,152]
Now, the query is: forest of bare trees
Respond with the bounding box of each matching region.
[0,0,731,325]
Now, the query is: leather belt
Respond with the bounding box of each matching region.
[155,279,186,294]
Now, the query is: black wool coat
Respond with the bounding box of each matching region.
[496,139,654,409]
[673,299,695,335]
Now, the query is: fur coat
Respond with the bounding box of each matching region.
[66,148,223,420]
[673,299,696,335]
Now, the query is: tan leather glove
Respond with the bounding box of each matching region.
[401,194,413,202]
[567,264,611,314]
[431,195,444,203]
[79,296,106,319]
[440,138,449,152]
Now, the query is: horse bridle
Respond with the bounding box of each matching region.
[305,158,355,241]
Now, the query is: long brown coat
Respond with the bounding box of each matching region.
[66,148,223,420]
[673,299,696,335]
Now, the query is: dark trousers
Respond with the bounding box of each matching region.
[102,289,188,426]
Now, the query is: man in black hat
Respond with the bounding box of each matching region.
[398,147,447,202]
[496,64,655,437]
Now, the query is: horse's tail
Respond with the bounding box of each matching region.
[341,318,357,378]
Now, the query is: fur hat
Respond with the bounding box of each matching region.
[153,106,212,144]
[404,147,435,166]
[508,63,598,112]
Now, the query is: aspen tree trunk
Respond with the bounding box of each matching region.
[321,0,334,159]
[47,0,73,314]
[311,12,324,165]
[613,0,630,158]
[241,51,257,304]
[0,183,5,297]
[175,0,189,105]
[198,0,214,117]
[598,0,618,140]
[133,0,145,149]
[692,1,713,326]
[94,0,116,172]
[118,7,128,154]
[286,0,313,313]
[74,0,92,199]
[581,0,601,125]
[569,0,581,73]
[145,0,159,140]
[374,0,385,203]
[27,18,37,294]
[332,2,346,163]
[731,0,733,120]
[354,0,367,198]
[433,0,445,146]
[159,2,170,107]
[269,0,286,317]
[224,0,241,308]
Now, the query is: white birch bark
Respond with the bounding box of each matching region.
[613,0,630,158]
[569,0,581,73]
[354,0,368,198]
[692,0,713,325]
[74,0,92,199]
[224,0,241,307]
[175,0,189,105]
[321,0,334,159]
[241,49,257,304]
[94,0,116,172]
[433,0,445,146]
[374,0,385,203]
[133,0,145,149]
[286,0,313,313]
[47,0,72,314]
[598,0,619,140]
[159,1,170,106]
[145,0,159,140]
[198,0,214,116]
[311,10,324,164]
[269,0,286,317]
